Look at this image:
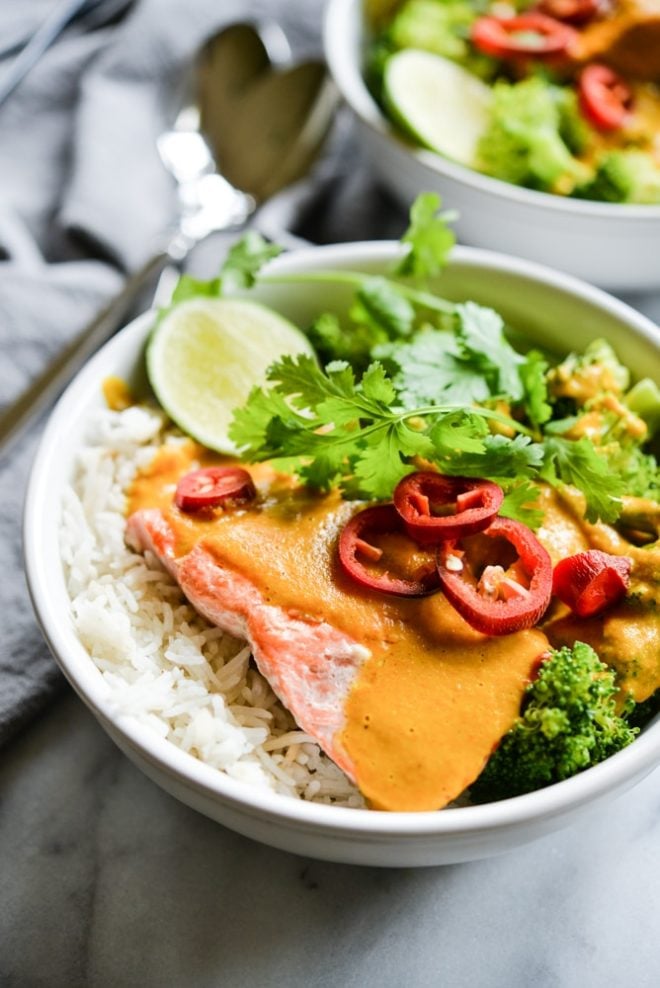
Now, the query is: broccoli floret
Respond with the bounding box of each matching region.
[477,78,592,192]
[548,338,630,404]
[470,642,638,802]
[385,0,496,77]
[556,87,592,156]
[575,150,660,205]
[582,340,631,392]
[389,0,473,61]
[626,689,660,731]
[603,442,660,503]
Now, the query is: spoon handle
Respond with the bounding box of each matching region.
[0,250,171,461]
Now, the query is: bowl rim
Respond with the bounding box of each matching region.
[24,239,660,840]
[323,0,660,222]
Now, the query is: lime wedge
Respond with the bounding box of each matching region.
[383,50,492,166]
[626,378,660,435]
[147,297,314,453]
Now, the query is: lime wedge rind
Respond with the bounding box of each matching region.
[146,297,314,454]
[383,49,492,167]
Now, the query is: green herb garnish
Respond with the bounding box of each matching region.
[168,194,639,526]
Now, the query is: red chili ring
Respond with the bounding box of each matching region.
[175,467,256,512]
[578,64,633,132]
[436,517,553,636]
[338,504,440,598]
[471,13,578,58]
[536,0,601,25]
[393,472,504,546]
[552,549,631,617]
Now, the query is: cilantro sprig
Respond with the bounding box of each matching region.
[230,355,534,500]
[542,436,625,524]
[164,193,634,526]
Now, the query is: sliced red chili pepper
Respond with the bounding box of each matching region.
[338,504,440,598]
[436,517,553,636]
[393,472,504,545]
[175,467,256,512]
[552,549,631,617]
[537,0,601,25]
[578,64,633,131]
[471,13,577,58]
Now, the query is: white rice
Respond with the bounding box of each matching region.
[61,404,364,807]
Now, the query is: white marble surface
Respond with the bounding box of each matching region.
[1,688,658,987]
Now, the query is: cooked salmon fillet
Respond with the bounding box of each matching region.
[127,508,369,778]
[125,445,550,812]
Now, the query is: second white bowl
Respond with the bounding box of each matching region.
[324,0,660,293]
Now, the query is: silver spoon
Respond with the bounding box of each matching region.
[0,22,337,459]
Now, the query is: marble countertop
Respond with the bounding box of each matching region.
[1,688,659,987]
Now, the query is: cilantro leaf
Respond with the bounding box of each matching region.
[394,192,456,281]
[360,362,398,406]
[519,350,552,428]
[542,436,624,523]
[428,411,488,456]
[374,330,491,408]
[229,349,632,523]
[353,277,416,338]
[266,354,354,412]
[432,433,545,479]
[500,480,545,530]
[160,231,281,319]
[455,302,524,400]
[307,312,383,371]
[219,231,282,293]
[229,386,301,456]
[229,355,532,500]
[305,281,417,372]
[298,450,345,491]
[170,274,221,305]
[352,429,416,499]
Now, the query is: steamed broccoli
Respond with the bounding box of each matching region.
[388,0,475,61]
[556,87,591,157]
[548,338,631,404]
[626,690,660,731]
[575,150,660,205]
[477,78,592,193]
[470,642,638,802]
[384,0,496,78]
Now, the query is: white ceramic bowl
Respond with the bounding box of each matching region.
[25,242,660,867]
[324,0,660,293]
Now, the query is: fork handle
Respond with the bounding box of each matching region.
[0,249,171,461]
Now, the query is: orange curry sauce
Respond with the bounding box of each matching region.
[127,441,549,812]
